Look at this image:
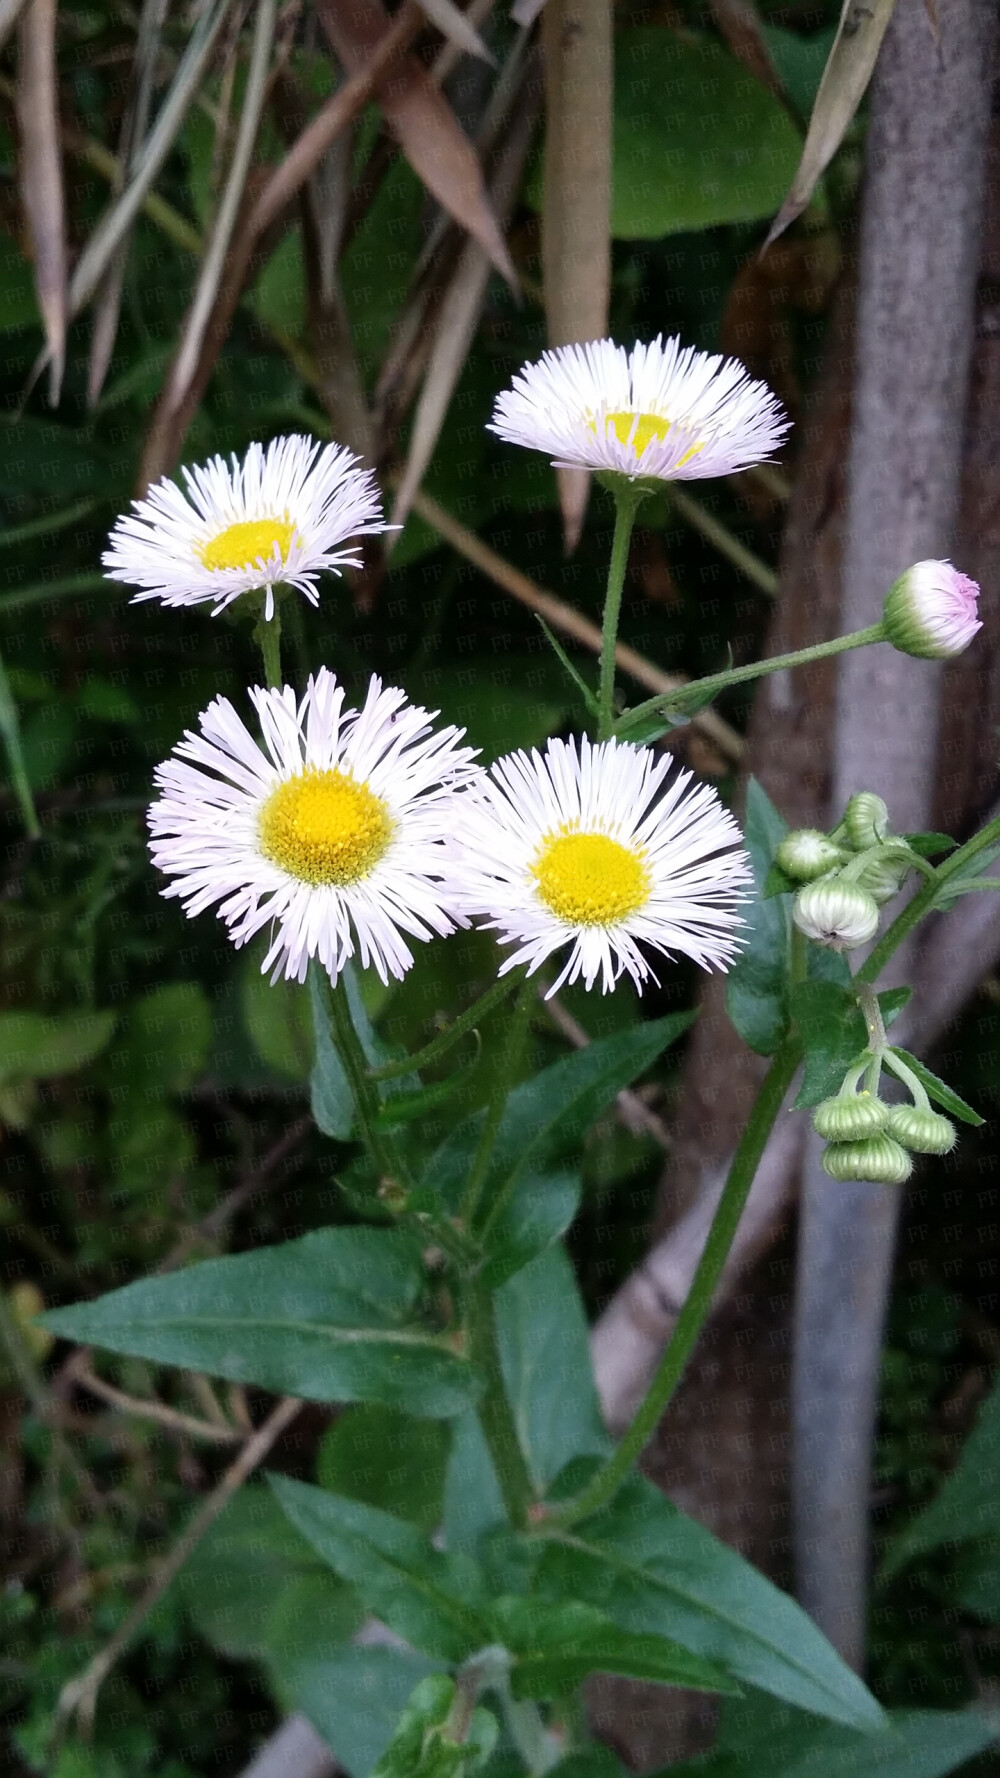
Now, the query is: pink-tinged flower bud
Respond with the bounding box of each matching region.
[882,561,982,660]
[793,880,880,951]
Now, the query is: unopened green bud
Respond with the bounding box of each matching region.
[776,830,848,881]
[886,1104,957,1154]
[821,1136,913,1185]
[813,1090,888,1141]
[793,880,880,951]
[854,852,909,905]
[843,792,890,851]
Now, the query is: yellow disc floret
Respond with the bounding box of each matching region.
[596,410,703,469]
[259,768,393,886]
[200,518,296,573]
[532,829,650,927]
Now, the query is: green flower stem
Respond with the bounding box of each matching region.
[368,974,521,1082]
[881,1048,931,1109]
[460,975,535,1230]
[614,622,887,738]
[598,485,646,741]
[320,972,409,1188]
[858,807,1000,984]
[254,607,283,689]
[546,1033,803,1529]
[465,1279,535,1528]
[545,807,1000,1532]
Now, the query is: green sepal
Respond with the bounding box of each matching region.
[885,1047,984,1126]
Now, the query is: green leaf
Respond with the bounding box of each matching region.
[309,966,353,1138]
[419,1014,692,1274]
[269,1475,490,1661]
[954,1536,1000,1622]
[108,982,211,1101]
[763,862,799,901]
[41,1228,480,1418]
[442,1410,506,1557]
[244,954,313,1082]
[902,832,957,860]
[791,982,910,1109]
[280,1646,443,1778]
[884,1048,984,1127]
[494,1246,610,1493]
[761,24,837,119]
[0,1010,115,1089]
[369,1675,497,1778]
[933,839,1000,909]
[493,1597,738,1700]
[666,1695,997,1778]
[480,1167,581,1291]
[881,1370,1000,1578]
[316,1403,451,1532]
[726,780,791,1055]
[610,30,801,237]
[535,1472,884,1729]
[177,1483,362,1664]
[482,1013,693,1215]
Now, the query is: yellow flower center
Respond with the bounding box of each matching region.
[532,829,650,927]
[596,410,703,469]
[199,518,296,574]
[259,768,393,887]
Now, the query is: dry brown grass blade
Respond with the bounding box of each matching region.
[389,87,539,534]
[417,0,493,65]
[764,0,897,249]
[165,0,277,419]
[317,0,516,286]
[139,5,423,487]
[87,0,171,407]
[17,0,66,404]
[541,0,612,551]
[708,0,787,106]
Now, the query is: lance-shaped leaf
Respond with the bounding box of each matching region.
[765,0,897,248]
[667,1695,997,1778]
[881,1368,1000,1580]
[41,1228,479,1418]
[281,1646,444,1778]
[165,0,277,418]
[317,0,515,283]
[535,1472,885,1729]
[493,1596,738,1700]
[541,0,612,549]
[17,0,66,402]
[270,1475,491,1660]
[725,778,791,1055]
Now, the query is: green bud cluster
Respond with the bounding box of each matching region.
[814,1057,958,1184]
[782,791,924,953]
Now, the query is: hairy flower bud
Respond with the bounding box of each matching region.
[793,880,880,951]
[843,792,890,852]
[855,853,910,905]
[882,560,982,660]
[886,1104,957,1155]
[776,830,848,882]
[813,1090,888,1142]
[821,1136,913,1185]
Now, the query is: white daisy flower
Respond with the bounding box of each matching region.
[104,436,386,618]
[148,669,480,986]
[450,736,752,996]
[489,336,788,483]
